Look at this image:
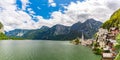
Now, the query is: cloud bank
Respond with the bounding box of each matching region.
[0,0,120,31]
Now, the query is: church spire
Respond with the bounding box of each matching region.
[82,32,84,41]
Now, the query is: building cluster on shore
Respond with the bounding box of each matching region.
[94,27,119,60]
[70,34,93,46]
[71,27,120,60]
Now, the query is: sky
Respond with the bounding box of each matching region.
[0,0,120,31]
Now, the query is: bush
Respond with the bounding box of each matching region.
[115,34,120,60]
[115,52,120,60]
[92,47,102,55]
[114,44,120,51]
[116,34,120,44]
[0,32,9,40]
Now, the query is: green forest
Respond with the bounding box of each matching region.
[102,9,120,29]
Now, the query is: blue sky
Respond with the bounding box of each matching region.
[16,0,84,21]
[0,0,120,31]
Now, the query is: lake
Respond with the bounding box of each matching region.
[0,40,101,60]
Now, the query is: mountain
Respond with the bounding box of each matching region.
[70,19,102,39]
[102,8,120,29]
[22,24,71,40]
[5,29,31,37]
[39,26,49,31]
[22,26,50,39]
[50,24,70,35]
[6,19,102,40]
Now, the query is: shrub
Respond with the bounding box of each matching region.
[92,47,102,55]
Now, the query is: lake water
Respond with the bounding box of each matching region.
[0,40,101,60]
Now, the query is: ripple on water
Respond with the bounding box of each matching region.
[0,40,101,60]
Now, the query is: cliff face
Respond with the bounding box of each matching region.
[0,22,4,33]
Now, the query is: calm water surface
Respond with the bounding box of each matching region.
[0,40,101,60]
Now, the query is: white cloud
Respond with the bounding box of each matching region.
[48,0,54,3]
[63,0,120,22]
[36,11,74,28]
[27,8,35,15]
[0,0,120,31]
[0,0,37,31]
[21,0,30,10]
[42,0,120,27]
[50,3,56,7]
[45,0,120,27]
[48,0,56,7]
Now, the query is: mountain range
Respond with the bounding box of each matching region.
[6,19,102,40]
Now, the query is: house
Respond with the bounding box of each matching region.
[110,27,119,35]
[96,27,119,60]
[102,53,114,60]
[96,28,108,48]
[107,27,120,40]
[96,27,119,48]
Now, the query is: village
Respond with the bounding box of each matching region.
[71,27,120,60]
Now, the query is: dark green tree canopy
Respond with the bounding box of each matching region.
[102,8,120,29]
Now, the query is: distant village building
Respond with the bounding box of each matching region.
[96,27,119,60]
[81,33,93,46]
[96,27,119,47]
[81,33,86,46]
[107,27,119,40]
[96,28,108,48]
[102,53,114,60]
[71,32,93,46]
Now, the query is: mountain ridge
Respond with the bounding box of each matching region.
[6,19,102,40]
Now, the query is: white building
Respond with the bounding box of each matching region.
[96,28,108,48]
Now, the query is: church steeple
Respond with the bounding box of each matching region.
[82,32,84,41]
